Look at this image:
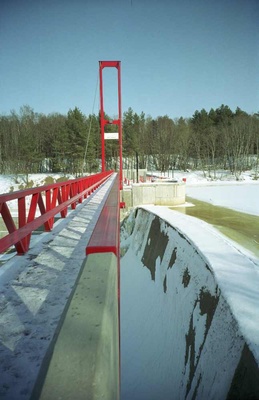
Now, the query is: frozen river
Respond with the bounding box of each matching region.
[184,182,259,258]
[186,182,259,216]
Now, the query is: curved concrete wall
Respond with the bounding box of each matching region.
[120,206,259,400]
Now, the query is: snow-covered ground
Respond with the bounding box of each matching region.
[149,169,259,216]
[0,173,75,196]
[0,174,76,219]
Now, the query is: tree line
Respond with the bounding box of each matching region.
[0,104,258,179]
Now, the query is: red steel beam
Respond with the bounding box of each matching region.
[85,172,121,391]
[86,174,120,256]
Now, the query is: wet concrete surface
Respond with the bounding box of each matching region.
[172,197,259,259]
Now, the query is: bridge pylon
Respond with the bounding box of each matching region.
[99,61,123,190]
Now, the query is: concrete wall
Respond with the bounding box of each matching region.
[122,182,185,209]
[120,207,259,400]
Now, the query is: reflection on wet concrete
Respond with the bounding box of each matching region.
[172,197,259,259]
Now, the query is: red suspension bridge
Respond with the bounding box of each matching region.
[0,171,121,400]
[0,62,123,400]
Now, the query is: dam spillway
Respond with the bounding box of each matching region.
[120,206,259,400]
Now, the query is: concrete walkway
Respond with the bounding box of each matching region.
[0,176,115,400]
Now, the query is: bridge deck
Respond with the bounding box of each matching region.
[0,174,117,400]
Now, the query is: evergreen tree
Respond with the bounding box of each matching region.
[66,107,87,175]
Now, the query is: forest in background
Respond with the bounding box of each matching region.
[0,104,258,180]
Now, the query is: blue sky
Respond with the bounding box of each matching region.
[1,0,258,119]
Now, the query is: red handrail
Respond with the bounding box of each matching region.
[0,171,113,255]
[86,174,120,256]
[85,173,121,391]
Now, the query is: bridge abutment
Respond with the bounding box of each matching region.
[121,182,185,210]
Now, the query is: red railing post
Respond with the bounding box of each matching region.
[18,196,29,251]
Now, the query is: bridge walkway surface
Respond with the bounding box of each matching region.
[0,173,119,400]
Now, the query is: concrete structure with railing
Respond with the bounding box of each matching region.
[122,181,185,209]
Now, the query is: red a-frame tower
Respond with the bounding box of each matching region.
[99,61,123,190]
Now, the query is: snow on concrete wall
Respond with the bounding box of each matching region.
[120,207,259,400]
